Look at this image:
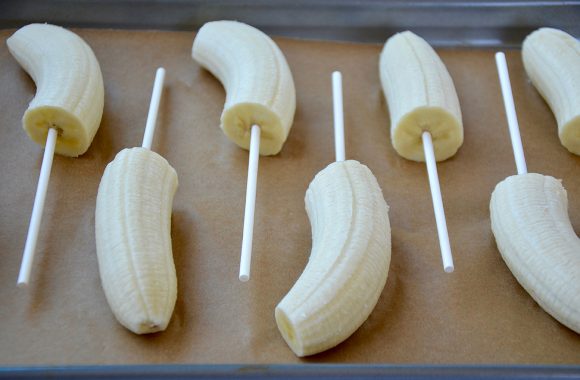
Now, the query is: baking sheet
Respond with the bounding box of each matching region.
[0,28,579,366]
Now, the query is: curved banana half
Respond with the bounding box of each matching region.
[379,31,463,162]
[192,20,296,155]
[522,28,580,155]
[490,173,580,333]
[95,148,178,334]
[276,160,391,357]
[7,23,104,157]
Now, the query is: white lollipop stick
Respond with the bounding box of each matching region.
[239,124,261,282]
[332,71,346,162]
[142,67,166,150]
[495,52,528,175]
[18,127,58,287]
[422,131,454,273]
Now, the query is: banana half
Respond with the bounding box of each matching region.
[95,148,178,334]
[379,31,463,162]
[7,23,104,157]
[192,20,296,155]
[490,173,580,333]
[276,160,391,357]
[522,28,580,155]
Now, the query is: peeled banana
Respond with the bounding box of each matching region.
[7,23,104,157]
[276,160,391,357]
[95,148,178,334]
[490,173,580,333]
[379,31,463,162]
[192,20,296,155]
[522,28,580,155]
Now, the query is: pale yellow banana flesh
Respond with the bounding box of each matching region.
[95,148,178,334]
[379,31,463,162]
[276,160,391,357]
[192,20,296,155]
[490,173,580,333]
[7,23,104,157]
[522,28,580,155]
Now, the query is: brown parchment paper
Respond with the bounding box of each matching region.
[0,28,579,366]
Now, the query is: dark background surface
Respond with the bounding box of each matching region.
[0,0,578,47]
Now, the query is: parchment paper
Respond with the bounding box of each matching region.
[0,28,579,366]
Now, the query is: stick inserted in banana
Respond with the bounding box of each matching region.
[192,20,296,281]
[95,68,179,334]
[491,53,580,333]
[522,28,580,155]
[380,31,462,272]
[7,23,105,286]
[275,72,392,357]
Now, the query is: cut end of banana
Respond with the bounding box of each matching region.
[522,27,580,155]
[274,307,304,356]
[23,106,87,157]
[7,23,104,157]
[379,31,463,162]
[490,173,580,334]
[276,160,391,357]
[192,20,296,155]
[221,103,286,156]
[393,106,463,161]
[560,115,580,155]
